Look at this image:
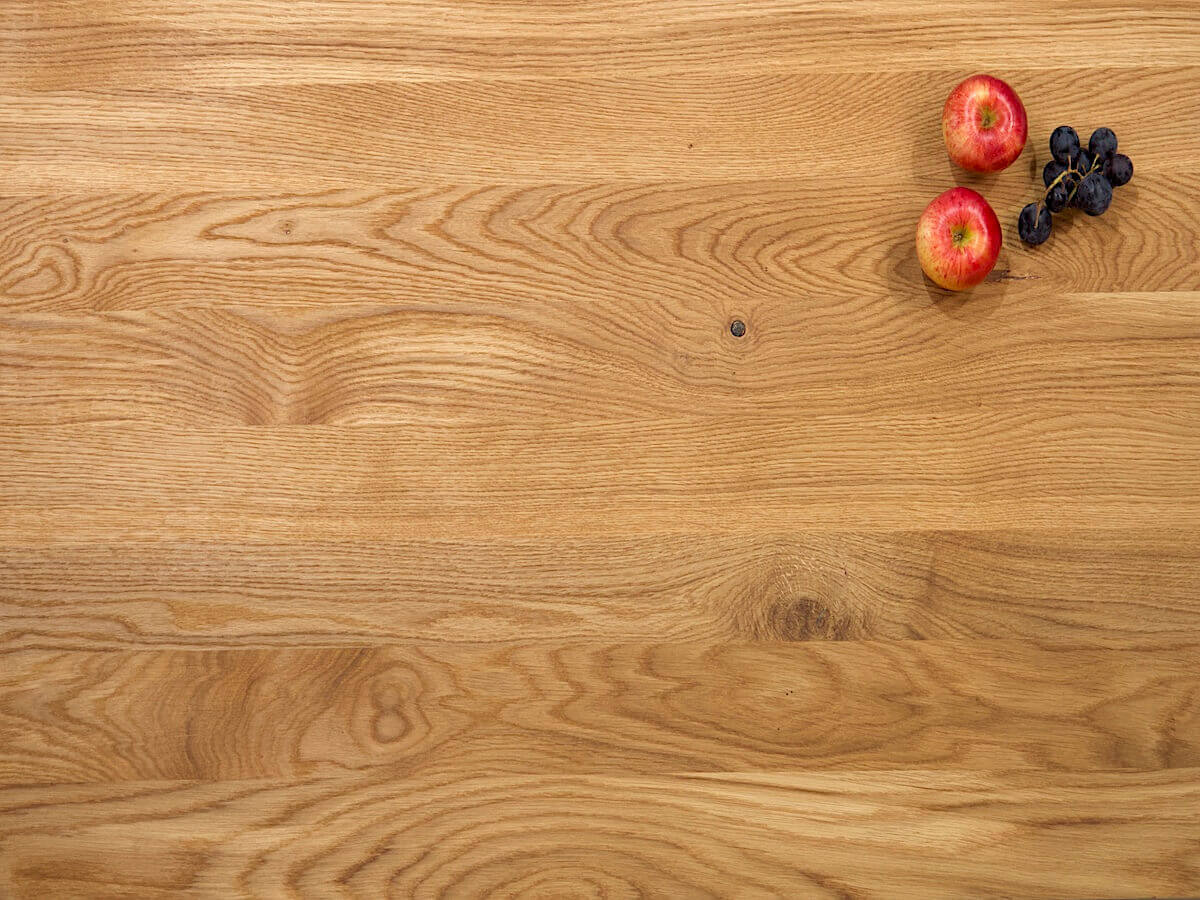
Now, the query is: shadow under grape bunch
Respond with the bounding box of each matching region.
[1018,125,1134,245]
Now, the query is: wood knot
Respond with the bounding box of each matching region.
[373,709,408,744]
[369,679,411,745]
[716,553,872,641]
[760,593,857,640]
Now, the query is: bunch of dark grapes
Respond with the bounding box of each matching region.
[1018,126,1133,245]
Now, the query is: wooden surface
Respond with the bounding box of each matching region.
[2,1,1200,896]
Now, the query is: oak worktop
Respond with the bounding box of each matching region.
[2,1,1199,896]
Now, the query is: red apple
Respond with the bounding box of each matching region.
[942,74,1027,172]
[915,187,1001,291]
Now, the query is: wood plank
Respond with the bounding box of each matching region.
[2,68,1197,189]
[4,1,1200,895]
[2,181,1196,315]
[1,768,1198,898]
[2,290,1199,424]
[3,532,1198,647]
[3,418,1198,543]
[2,641,1198,785]
[5,1,1199,89]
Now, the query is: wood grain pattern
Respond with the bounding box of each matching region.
[6,0,1200,89]
[4,532,1200,648]
[3,418,1199,544]
[0,186,1197,427]
[4,68,1200,190]
[3,180,1195,312]
[3,641,1199,784]
[3,292,1199,424]
[3,0,1200,894]
[2,769,1199,898]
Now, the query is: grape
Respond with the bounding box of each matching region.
[1050,126,1079,165]
[1105,153,1133,187]
[1045,182,1069,212]
[1074,172,1113,216]
[1020,128,1130,249]
[1089,127,1118,159]
[1043,159,1066,187]
[1018,202,1053,245]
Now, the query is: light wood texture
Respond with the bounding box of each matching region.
[2,770,1199,899]
[2,0,1199,896]
[3,70,1200,190]
[4,532,1200,647]
[3,641,1199,784]
[3,418,1199,543]
[6,0,1200,89]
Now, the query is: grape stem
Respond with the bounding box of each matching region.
[1040,154,1103,211]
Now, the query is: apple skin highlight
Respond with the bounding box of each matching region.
[942,74,1028,173]
[916,187,1002,291]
